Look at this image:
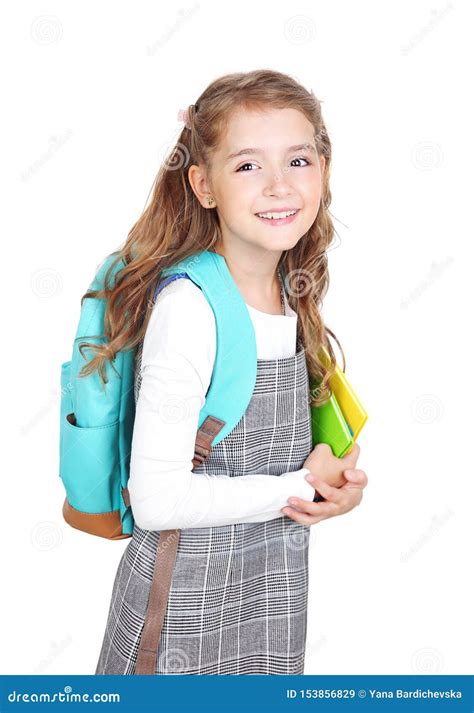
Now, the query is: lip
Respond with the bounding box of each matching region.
[255,207,301,226]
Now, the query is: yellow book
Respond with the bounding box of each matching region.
[310,345,368,457]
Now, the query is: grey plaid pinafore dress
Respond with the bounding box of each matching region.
[95,332,313,675]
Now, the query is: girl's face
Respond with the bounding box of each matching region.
[190,106,326,259]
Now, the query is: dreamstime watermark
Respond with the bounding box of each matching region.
[146,4,200,55]
[157,646,190,674]
[410,646,444,673]
[285,519,311,552]
[32,635,73,674]
[400,256,453,309]
[401,3,454,56]
[284,268,318,300]
[410,393,444,425]
[30,15,63,45]
[21,130,73,182]
[20,381,71,438]
[410,141,444,170]
[306,633,328,659]
[400,508,454,562]
[30,521,64,552]
[30,267,64,298]
[284,15,317,45]
[142,390,205,429]
[154,139,191,176]
[8,686,120,703]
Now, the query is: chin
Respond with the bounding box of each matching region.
[261,234,304,252]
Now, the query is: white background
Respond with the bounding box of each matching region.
[1,0,472,676]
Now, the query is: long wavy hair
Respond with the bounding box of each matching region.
[78,68,346,407]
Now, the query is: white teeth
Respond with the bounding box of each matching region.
[257,209,297,219]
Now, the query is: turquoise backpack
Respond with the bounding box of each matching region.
[59,249,262,540]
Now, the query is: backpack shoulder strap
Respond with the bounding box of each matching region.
[148,269,228,466]
[159,250,257,447]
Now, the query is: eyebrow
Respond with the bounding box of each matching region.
[225,143,317,162]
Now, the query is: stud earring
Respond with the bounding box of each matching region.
[207,196,215,206]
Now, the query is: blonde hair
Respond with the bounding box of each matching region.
[78,68,346,407]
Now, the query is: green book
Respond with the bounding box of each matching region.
[310,392,355,458]
[309,347,368,458]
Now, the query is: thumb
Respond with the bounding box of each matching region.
[343,442,360,466]
[343,468,367,488]
[344,468,361,482]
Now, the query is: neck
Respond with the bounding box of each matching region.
[212,240,283,303]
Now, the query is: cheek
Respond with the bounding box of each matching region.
[219,178,257,214]
[300,169,322,196]
[301,174,323,211]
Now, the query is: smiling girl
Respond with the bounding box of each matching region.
[93,69,368,675]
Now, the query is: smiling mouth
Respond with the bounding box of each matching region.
[254,208,301,224]
[255,208,299,218]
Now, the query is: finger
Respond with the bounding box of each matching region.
[311,475,345,505]
[281,506,324,525]
[336,485,363,510]
[285,497,338,518]
[343,469,368,488]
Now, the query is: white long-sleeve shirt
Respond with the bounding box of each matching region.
[127,276,314,530]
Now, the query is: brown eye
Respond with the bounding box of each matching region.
[236,162,257,172]
[290,157,311,167]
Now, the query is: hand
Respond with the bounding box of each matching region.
[303,441,361,490]
[281,468,368,525]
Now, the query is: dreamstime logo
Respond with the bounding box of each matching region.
[283,15,317,45]
[410,393,444,425]
[159,394,191,425]
[410,141,444,170]
[157,647,190,673]
[31,521,63,552]
[285,269,316,299]
[411,646,444,673]
[285,520,310,552]
[8,686,120,703]
[30,267,64,298]
[30,15,63,45]
[161,141,191,171]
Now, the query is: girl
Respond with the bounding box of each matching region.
[92,69,368,675]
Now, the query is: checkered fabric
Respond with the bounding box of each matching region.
[95,336,313,675]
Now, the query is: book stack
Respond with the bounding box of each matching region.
[310,346,368,457]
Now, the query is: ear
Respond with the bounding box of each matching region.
[188,164,214,209]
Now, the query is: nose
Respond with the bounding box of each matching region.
[263,167,294,198]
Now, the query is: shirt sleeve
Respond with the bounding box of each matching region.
[127,277,315,531]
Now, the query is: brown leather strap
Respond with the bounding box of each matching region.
[191,415,226,467]
[134,414,225,674]
[134,529,180,674]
